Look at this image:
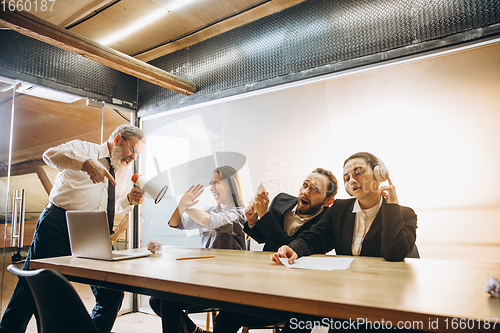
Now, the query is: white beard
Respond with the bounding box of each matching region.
[110,145,128,173]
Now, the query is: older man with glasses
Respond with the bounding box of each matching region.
[0,124,145,333]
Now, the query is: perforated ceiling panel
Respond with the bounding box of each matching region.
[138,0,500,117]
[0,30,138,107]
[414,0,500,41]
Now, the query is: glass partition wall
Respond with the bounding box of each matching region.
[0,82,137,327]
[138,86,333,312]
[0,84,16,318]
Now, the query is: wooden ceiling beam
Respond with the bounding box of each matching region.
[0,10,196,95]
[135,0,308,62]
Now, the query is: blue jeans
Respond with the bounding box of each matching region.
[0,206,124,333]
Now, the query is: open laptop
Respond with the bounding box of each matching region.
[66,210,151,261]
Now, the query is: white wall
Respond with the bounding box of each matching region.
[140,41,500,262]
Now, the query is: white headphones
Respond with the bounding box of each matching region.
[373,156,389,183]
[344,153,389,196]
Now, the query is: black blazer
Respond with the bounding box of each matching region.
[289,198,418,262]
[244,193,330,252]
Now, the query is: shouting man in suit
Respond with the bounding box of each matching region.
[213,168,338,333]
[244,167,338,252]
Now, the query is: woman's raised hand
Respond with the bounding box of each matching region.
[378,177,399,204]
[179,184,204,212]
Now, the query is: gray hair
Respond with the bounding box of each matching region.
[108,125,145,143]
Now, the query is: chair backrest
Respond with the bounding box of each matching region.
[246,235,251,251]
[7,264,100,333]
[406,245,420,258]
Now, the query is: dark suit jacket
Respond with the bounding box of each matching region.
[288,198,417,262]
[244,193,330,253]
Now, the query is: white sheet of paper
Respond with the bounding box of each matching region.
[250,182,269,206]
[279,256,354,271]
[254,180,276,197]
[256,182,266,195]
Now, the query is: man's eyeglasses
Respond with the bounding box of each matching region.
[121,135,140,157]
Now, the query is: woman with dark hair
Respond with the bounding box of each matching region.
[150,165,247,333]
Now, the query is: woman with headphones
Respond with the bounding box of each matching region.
[272,152,418,264]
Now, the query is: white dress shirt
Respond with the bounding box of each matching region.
[176,202,246,250]
[351,198,383,256]
[43,139,133,215]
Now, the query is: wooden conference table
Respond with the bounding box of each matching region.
[31,246,500,332]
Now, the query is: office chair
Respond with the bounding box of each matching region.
[185,306,218,331]
[406,245,420,258]
[7,264,101,333]
[241,321,286,333]
[246,235,252,250]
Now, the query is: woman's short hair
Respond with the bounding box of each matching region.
[312,167,338,198]
[214,165,246,208]
[343,152,379,170]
